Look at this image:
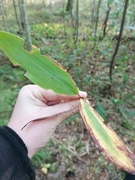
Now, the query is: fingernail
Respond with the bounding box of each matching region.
[79,91,87,98]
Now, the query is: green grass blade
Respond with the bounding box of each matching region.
[0,31,79,96]
[80,99,135,174]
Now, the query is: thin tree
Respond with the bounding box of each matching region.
[12,0,21,33]
[66,0,74,12]
[74,0,79,44]
[62,1,67,38]
[18,0,25,30]
[0,0,9,31]
[66,0,74,29]
[102,1,111,38]
[93,0,102,48]
[20,0,32,51]
[109,0,129,83]
[90,0,96,30]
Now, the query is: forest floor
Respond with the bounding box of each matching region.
[1,2,135,180]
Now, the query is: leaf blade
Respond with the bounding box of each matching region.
[0,31,79,96]
[80,99,135,174]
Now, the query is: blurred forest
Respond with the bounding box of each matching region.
[0,0,135,179]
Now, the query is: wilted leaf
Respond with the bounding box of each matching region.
[80,99,135,174]
[0,31,79,96]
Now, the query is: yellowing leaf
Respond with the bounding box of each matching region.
[80,99,135,174]
[0,31,79,96]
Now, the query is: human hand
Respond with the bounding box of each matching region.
[8,85,87,158]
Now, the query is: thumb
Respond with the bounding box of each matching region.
[22,99,81,130]
[53,99,80,121]
[46,99,80,122]
[40,99,81,120]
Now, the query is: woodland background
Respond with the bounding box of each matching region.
[0,0,135,179]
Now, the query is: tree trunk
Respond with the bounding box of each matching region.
[20,0,32,51]
[93,0,102,48]
[66,0,74,12]
[12,0,21,32]
[102,2,111,38]
[18,0,25,29]
[109,0,129,83]
[91,0,96,29]
[66,0,75,29]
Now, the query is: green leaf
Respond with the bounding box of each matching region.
[80,99,135,174]
[0,31,79,96]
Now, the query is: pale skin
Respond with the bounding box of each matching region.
[8,85,87,158]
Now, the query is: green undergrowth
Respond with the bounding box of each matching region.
[0,60,29,125]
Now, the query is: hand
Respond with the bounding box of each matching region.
[8,85,87,158]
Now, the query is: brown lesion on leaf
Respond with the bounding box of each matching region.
[79,100,135,174]
[46,54,66,70]
[117,145,127,151]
